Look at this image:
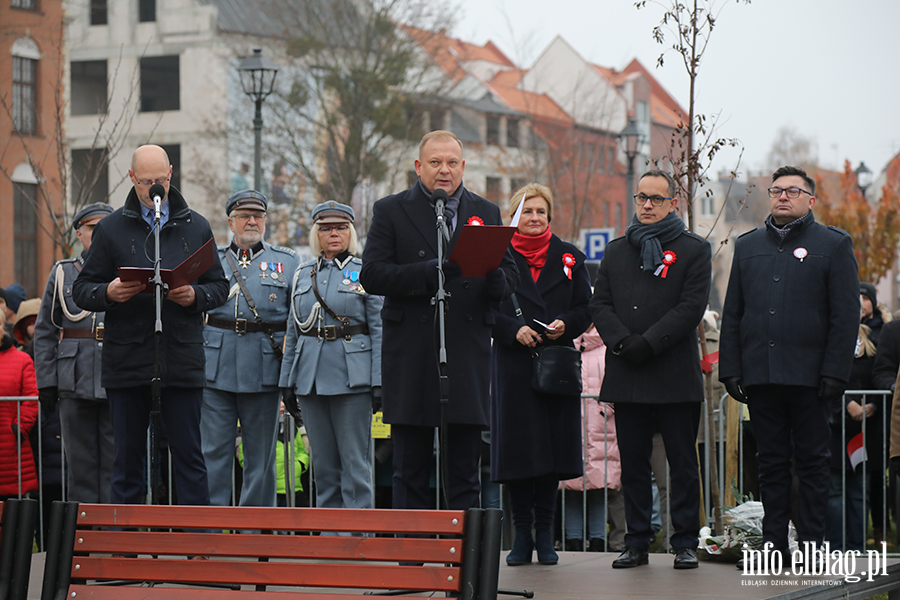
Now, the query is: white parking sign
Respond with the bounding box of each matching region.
[581,228,615,261]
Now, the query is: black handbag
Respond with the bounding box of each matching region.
[510,294,583,396]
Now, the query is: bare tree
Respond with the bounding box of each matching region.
[765,125,818,171]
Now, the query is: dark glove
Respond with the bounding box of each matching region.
[485,268,508,301]
[371,386,382,414]
[618,334,654,364]
[39,387,59,416]
[722,377,748,403]
[425,259,462,287]
[282,387,301,423]
[818,376,846,404]
[10,423,21,442]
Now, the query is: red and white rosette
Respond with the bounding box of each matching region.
[466,216,484,226]
[654,250,677,278]
[562,253,576,280]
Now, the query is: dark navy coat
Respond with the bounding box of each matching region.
[490,236,592,482]
[591,230,711,404]
[359,184,519,427]
[719,214,859,389]
[73,187,228,389]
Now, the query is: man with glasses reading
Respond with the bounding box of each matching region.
[200,189,299,508]
[591,169,711,570]
[73,144,228,507]
[720,165,858,568]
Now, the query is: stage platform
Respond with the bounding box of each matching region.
[25,550,900,599]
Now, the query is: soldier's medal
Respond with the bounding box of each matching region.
[271,271,279,280]
[343,278,351,285]
[239,250,251,269]
[269,293,278,302]
[351,271,359,282]
[259,262,269,278]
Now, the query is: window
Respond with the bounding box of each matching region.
[615,203,622,232]
[603,201,610,227]
[139,0,156,22]
[12,0,37,10]
[14,183,39,296]
[485,177,501,204]
[91,0,108,25]
[486,116,500,146]
[140,55,179,112]
[510,178,527,195]
[71,149,110,206]
[159,144,181,190]
[13,56,38,134]
[506,118,519,148]
[428,109,446,132]
[596,145,605,173]
[71,61,108,115]
[701,193,716,218]
[608,146,615,174]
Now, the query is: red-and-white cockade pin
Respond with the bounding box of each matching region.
[466,216,485,226]
[794,247,808,263]
[654,251,677,278]
[562,253,576,280]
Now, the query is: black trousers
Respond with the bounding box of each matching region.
[615,402,701,551]
[391,424,482,510]
[107,386,209,506]
[746,384,830,546]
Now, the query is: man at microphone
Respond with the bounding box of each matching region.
[73,144,228,506]
[360,130,518,510]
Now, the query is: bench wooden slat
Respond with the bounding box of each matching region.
[75,505,466,535]
[68,585,443,599]
[76,530,463,562]
[72,557,461,591]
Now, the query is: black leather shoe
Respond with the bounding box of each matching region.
[673,548,698,569]
[611,547,649,568]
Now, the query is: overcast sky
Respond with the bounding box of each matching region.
[452,0,900,180]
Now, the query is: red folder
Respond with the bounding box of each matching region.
[449,224,516,277]
[118,237,217,292]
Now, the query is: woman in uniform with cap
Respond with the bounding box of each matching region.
[279,202,383,511]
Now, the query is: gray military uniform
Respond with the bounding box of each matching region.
[33,254,113,503]
[201,241,299,507]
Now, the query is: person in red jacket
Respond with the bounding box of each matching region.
[0,310,39,499]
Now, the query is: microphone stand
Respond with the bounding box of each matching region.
[431,195,451,510]
[149,195,168,504]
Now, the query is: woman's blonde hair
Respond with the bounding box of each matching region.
[857,323,876,358]
[509,183,554,222]
[309,221,359,256]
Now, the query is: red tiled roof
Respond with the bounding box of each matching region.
[489,84,573,126]
[490,69,524,88]
[403,25,515,82]
[621,58,687,119]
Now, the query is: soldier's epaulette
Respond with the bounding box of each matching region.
[217,244,230,252]
[57,257,79,264]
[269,245,297,257]
[737,228,758,239]
[298,257,318,269]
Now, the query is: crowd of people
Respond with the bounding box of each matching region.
[3,134,898,574]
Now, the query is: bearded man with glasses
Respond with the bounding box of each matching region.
[591,169,711,570]
[200,189,300,509]
[720,165,859,569]
[73,144,228,507]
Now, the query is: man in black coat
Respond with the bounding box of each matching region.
[73,145,228,506]
[360,130,518,510]
[720,165,859,565]
[591,169,711,570]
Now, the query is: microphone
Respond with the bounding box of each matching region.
[148,183,166,223]
[432,188,448,218]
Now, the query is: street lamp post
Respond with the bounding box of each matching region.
[238,48,279,191]
[855,161,873,198]
[619,118,642,224]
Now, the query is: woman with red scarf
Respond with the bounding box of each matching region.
[490,183,592,566]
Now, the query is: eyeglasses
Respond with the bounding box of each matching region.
[232,213,266,222]
[768,187,812,199]
[318,224,350,234]
[134,176,170,187]
[633,193,674,207]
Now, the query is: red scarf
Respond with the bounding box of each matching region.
[511,227,552,282]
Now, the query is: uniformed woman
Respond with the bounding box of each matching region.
[279,202,382,510]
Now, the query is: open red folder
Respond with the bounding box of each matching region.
[449,224,516,277]
[118,238,217,293]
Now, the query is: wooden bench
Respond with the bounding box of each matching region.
[0,498,39,600]
[41,502,502,600]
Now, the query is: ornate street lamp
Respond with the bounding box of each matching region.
[238,48,280,191]
[619,117,642,223]
[855,161,873,198]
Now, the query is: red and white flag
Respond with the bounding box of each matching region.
[847,433,868,471]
